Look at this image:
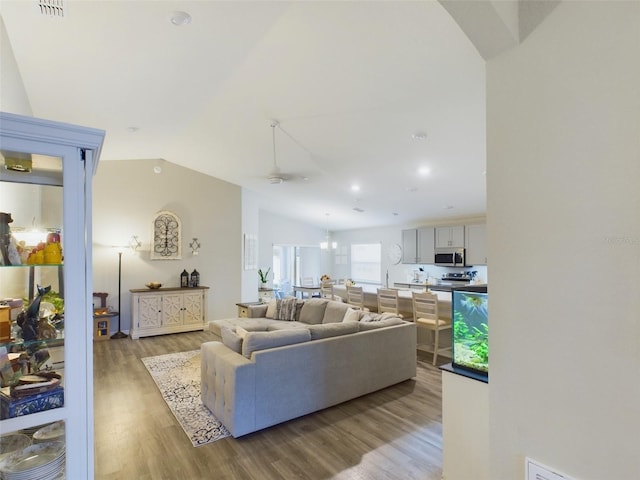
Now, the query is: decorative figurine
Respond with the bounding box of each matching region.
[17,285,51,342]
[0,212,20,266]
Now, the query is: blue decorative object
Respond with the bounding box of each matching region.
[0,386,64,419]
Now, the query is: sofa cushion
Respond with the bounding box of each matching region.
[209,318,274,338]
[307,322,359,340]
[322,301,351,324]
[266,321,309,331]
[274,297,298,321]
[220,327,242,353]
[242,329,311,358]
[358,317,405,331]
[298,299,329,325]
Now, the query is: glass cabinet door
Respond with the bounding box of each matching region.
[0,112,104,479]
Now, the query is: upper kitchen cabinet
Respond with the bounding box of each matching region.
[465,223,488,265]
[417,227,435,264]
[401,229,418,264]
[435,225,465,248]
[401,227,435,264]
[0,112,104,479]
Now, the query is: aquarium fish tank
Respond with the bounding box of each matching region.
[452,286,488,377]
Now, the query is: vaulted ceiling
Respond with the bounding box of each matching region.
[0,1,499,230]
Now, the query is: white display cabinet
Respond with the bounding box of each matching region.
[0,112,104,478]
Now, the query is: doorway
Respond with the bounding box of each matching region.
[272,245,321,297]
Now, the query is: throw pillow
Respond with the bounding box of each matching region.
[298,299,329,325]
[274,297,298,321]
[342,307,361,323]
[265,299,277,319]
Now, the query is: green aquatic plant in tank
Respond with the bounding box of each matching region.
[452,287,488,375]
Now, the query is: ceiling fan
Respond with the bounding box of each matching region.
[265,121,309,185]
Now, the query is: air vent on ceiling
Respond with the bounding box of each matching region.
[353,207,364,213]
[39,0,64,17]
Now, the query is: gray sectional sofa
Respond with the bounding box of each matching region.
[201,298,417,437]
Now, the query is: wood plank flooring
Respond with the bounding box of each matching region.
[94,331,444,480]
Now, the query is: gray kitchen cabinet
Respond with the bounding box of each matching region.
[465,223,488,265]
[402,227,435,264]
[435,225,465,248]
[401,229,418,264]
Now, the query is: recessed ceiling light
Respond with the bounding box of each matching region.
[170,11,192,26]
[353,207,364,213]
[392,212,399,216]
[350,184,360,192]
[418,166,430,176]
[411,131,428,140]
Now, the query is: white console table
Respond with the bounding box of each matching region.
[130,286,209,339]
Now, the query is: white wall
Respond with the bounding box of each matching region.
[488,2,640,479]
[92,159,242,330]
[0,16,32,115]
[241,188,260,302]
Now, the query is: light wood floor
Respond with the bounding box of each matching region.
[94,331,445,480]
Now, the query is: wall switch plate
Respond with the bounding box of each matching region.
[526,458,574,480]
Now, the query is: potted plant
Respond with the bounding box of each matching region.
[258,267,271,286]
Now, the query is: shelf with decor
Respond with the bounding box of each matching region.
[0,111,104,478]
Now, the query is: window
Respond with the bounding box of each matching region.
[350,243,381,284]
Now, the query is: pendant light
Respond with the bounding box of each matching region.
[320,213,337,250]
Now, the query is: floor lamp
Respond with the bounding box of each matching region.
[111,250,127,339]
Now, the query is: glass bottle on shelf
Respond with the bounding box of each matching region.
[0,112,104,478]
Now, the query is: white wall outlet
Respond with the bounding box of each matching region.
[526,458,574,480]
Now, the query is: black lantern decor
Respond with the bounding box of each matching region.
[190,269,200,287]
[181,269,189,288]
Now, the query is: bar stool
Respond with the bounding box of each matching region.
[412,291,452,365]
[346,285,368,311]
[377,288,403,318]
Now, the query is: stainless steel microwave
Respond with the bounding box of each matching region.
[434,248,465,266]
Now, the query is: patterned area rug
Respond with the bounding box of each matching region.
[141,350,230,447]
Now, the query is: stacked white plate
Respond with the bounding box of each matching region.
[32,422,65,444]
[0,441,65,480]
[0,434,31,462]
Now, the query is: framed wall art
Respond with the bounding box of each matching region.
[151,210,182,260]
[243,233,257,270]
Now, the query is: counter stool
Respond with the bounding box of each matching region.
[377,288,403,318]
[346,285,368,311]
[412,291,451,365]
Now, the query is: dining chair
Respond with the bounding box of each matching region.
[377,288,403,318]
[412,291,452,365]
[320,281,334,299]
